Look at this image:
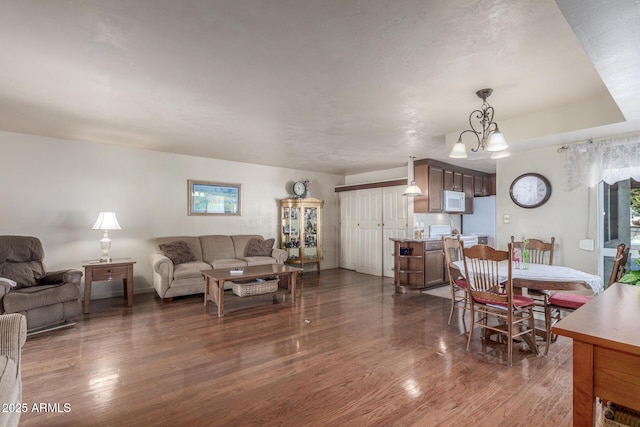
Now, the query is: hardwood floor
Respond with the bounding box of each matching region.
[19,269,574,426]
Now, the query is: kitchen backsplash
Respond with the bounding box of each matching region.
[413,213,461,236]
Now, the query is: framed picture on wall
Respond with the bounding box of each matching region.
[188,180,241,216]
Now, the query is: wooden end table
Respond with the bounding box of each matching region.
[82,258,136,314]
[553,283,640,426]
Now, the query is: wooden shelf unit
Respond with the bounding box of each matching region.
[393,240,425,293]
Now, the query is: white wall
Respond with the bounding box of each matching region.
[0,131,343,299]
[496,145,599,274]
[344,166,406,185]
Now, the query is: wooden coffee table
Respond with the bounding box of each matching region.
[201,264,301,317]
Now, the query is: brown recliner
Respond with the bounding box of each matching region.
[0,236,82,333]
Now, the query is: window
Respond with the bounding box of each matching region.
[601,179,638,285]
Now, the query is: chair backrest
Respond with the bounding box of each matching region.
[442,235,462,282]
[442,235,463,265]
[510,236,555,265]
[461,242,513,306]
[608,243,630,286]
[0,235,46,287]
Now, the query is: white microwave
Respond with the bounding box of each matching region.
[443,190,465,212]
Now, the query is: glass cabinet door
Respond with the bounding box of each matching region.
[283,207,300,261]
[303,206,318,262]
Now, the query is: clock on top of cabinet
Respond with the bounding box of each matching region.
[509,173,551,208]
[292,181,306,197]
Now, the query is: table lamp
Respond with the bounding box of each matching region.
[92,211,121,262]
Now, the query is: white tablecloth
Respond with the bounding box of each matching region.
[452,260,603,294]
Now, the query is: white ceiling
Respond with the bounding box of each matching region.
[0,0,638,175]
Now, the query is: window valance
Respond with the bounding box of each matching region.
[564,135,640,190]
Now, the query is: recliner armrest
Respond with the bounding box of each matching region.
[37,269,83,286]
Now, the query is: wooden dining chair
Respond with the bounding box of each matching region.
[461,242,538,367]
[510,236,555,266]
[511,236,556,352]
[544,243,629,355]
[442,235,468,325]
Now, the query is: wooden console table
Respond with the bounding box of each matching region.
[82,258,136,314]
[553,282,640,426]
[201,264,301,317]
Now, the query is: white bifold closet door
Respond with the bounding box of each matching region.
[339,186,410,277]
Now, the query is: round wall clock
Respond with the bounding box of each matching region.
[292,181,306,197]
[509,173,551,208]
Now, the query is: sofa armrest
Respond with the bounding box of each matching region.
[271,248,288,264]
[0,313,27,377]
[150,253,175,297]
[38,269,83,286]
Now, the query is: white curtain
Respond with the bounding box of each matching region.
[564,135,640,190]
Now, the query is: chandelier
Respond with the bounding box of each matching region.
[449,88,509,159]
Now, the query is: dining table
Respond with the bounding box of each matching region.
[451,260,604,353]
[451,260,604,294]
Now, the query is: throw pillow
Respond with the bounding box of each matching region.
[246,238,275,257]
[159,241,197,265]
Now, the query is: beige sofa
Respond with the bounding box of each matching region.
[150,235,287,301]
[0,313,27,427]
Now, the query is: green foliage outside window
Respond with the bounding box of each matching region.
[632,189,640,226]
[620,250,640,285]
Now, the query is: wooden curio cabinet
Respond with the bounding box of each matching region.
[279,197,324,271]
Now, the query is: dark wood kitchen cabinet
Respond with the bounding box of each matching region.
[424,242,445,287]
[413,159,494,214]
[444,170,463,192]
[413,160,444,213]
[428,165,444,213]
[463,173,475,214]
[474,174,493,196]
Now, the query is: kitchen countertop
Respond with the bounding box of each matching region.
[389,237,443,242]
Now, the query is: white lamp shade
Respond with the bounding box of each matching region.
[449,140,468,158]
[487,131,508,151]
[92,212,121,230]
[403,182,423,197]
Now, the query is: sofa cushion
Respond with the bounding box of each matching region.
[210,259,248,269]
[244,257,277,267]
[172,261,211,280]
[200,236,236,265]
[2,283,80,313]
[246,238,275,256]
[159,241,197,266]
